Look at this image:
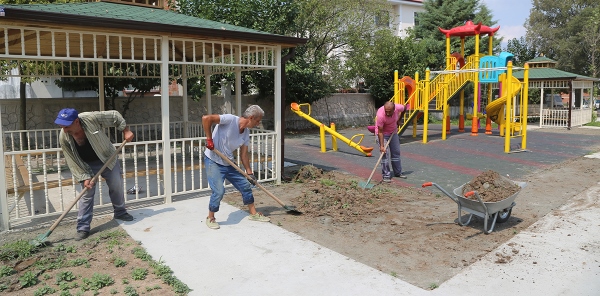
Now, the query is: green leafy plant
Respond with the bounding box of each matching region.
[82,273,114,290]
[320,179,336,186]
[0,283,8,292]
[132,247,152,261]
[69,258,89,267]
[113,257,127,267]
[19,270,39,288]
[56,271,76,284]
[390,271,397,277]
[0,240,38,261]
[131,268,148,280]
[124,285,139,296]
[0,265,15,277]
[33,285,56,296]
[429,283,439,290]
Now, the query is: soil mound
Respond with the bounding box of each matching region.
[461,170,521,202]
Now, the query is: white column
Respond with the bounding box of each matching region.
[99,60,105,111]
[182,65,189,138]
[204,66,212,114]
[0,112,7,230]
[274,46,282,185]
[161,36,172,203]
[235,48,242,116]
[539,86,544,127]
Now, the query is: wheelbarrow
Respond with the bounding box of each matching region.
[422,180,527,234]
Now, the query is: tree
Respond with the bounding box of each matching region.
[413,0,501,70]
[174,0,390,104]
[344,29,429,105]
[526,0,600,76]
[504,37,538,66]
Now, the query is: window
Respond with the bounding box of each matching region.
[414,12,419,27]
[375,10,390,27]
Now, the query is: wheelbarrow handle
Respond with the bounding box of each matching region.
[422,182,459,204]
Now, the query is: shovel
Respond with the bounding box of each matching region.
[211,149,302,215]
[359,136,392,189]
[30,140,128,247]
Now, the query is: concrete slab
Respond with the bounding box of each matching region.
[120,197,427,296]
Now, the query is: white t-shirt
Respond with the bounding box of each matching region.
[204,114,250,166]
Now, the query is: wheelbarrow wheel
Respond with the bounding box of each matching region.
[496,207,512,223]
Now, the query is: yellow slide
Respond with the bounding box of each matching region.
[485,76,521,124]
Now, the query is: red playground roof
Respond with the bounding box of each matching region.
[439,20,500,37]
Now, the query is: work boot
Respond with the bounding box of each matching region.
[382,176,392,183]
[75,230,89,241]
[114,213,134,221]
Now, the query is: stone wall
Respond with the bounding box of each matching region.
[0,93,376,131]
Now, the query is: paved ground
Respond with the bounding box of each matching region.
[119,124,600,296]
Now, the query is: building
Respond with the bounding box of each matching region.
[388,0,425,38]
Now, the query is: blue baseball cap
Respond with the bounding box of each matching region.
[55,108,79,126]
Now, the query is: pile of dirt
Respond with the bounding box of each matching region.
[291,165,416,223]
[461,170,521,203]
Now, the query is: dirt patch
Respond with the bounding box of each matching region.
[223,156,600,289]
[0,217,190,295]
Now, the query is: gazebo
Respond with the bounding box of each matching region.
[512,55,598,128]
[0,1,307,231]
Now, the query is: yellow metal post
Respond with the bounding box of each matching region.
[413,72,419,138]
[330,122,338,151]
[423,68,430,143]
[522,63,529,150]
[320,124,326,153]
[504,62,513,153]
[471,33,480,136]
[394,70,399,103]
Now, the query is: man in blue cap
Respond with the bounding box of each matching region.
[55,108,135,240]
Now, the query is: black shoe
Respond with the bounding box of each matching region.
[395,173,408,179]
[75,231,89,241]
[114,213,134,221]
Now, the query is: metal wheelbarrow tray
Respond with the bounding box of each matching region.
[422,181,527,234]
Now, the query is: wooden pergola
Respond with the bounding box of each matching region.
[0,1,307,231]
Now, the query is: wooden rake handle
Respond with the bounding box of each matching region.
[211,149,287,207]
[48,140,128,232]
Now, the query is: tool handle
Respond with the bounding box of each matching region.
[48,140,128,232]
[211,149,287,207]
[365,135,393,185]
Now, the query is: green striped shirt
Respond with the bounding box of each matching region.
[59,110,127,182]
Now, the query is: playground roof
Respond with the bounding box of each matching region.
[1,2,307,47]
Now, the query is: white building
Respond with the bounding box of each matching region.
[388,0,425,37]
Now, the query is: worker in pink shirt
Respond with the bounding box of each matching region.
[375,101,409,182]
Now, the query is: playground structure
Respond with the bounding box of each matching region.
[290,102,374,156]
[390,21,530,153]
[290,20,530,154]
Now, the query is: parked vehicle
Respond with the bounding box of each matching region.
[544,94,564,108]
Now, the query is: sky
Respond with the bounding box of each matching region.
[480,0,533,43]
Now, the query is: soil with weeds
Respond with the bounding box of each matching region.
[223,156,600,290]
[0,216,191,295]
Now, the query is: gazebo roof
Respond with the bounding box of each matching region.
[512,68,599,81]
[1,1,306,47]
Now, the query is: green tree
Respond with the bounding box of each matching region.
[526,0,600,76]
[413,0,501,70]
[174,0,390,104]
[504,37,538,67]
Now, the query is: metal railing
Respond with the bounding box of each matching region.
[2,122,277,229]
